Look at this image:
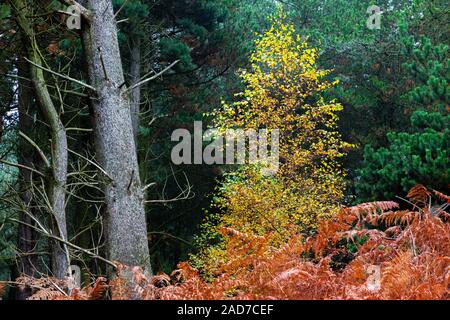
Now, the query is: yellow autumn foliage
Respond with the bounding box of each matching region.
[192,16,352,275]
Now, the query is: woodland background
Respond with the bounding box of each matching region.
[0,0,448,300]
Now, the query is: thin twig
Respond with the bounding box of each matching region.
[66,127,93,132]
[9,218,117,268]
[125,60,179,94]
[24,57,96,91]
[56,0,92,21]
[67,148,113,182]
[0,281,55,292]
[18,131,50,168]
[0,159,45,177]
[113,0,129,19]
[143,182,156,191]
[147,232,192,246]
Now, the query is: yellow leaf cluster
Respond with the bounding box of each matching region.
[196,17,353,275]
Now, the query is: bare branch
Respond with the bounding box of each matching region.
[66,127,93,132]
[9,218,117,268]
[143,182,156,191]
[145,172,193,204]
[0,159,45,177]
[24,57,96,92]
[67,148,113,182]
[125,60,179,94]
[56,0,92,21]
[113,0,129,19]
[18,131,50,168]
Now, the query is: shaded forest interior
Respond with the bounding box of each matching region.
[0,0,448,300]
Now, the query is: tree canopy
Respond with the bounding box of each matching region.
[0,0,448,301]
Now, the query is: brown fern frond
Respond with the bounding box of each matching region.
[15,275,69,300]
[381,250,414,299]
[87,277,108,300]
[433,189,450,203]
[306,209,357,256]
[347,201,400,216]
[0,283,5,298]
[385,226,402,237]
[340,201,401,232]
[109,275,128,300]
[346,201,400,225]
[69,288,89,300]
[407,184,431,205]
[29,289,66,300]
[152,273,171,288]
[371,210,421,227]
[436,210,450,222]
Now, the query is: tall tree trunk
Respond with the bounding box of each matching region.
[0,110,3,145]
[80,0,151,272]
[11,0,69,279]
[130,36,141,145]
[15,60,38,299]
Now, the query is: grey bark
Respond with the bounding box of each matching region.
[15,61,38,299]
[80,0,151,272]
[29,40,69,281]
[130,37,141,145]
[0,110,3,145]
[12,0,69,279]
[17,61,37,277]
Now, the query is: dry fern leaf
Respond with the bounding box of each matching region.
[385,226,402,237]
[29,289,66,300]
[69,288,89,300]
[87,277,108,300]
[0,283,5,298]
[407,184,431,205]
[152,273,171,288]
[15,275,69,300]
[347,201,399,216]
[346,201,400,228]
[433,189,450,203]
[375,210,418,226]
[382,250,414,299]
[109,276,128,300]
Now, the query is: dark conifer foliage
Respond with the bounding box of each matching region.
[0,0,448,300]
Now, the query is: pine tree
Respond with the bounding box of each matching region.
[356,34,449,200]
[402,34,449,112]
[356,111,449,200]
